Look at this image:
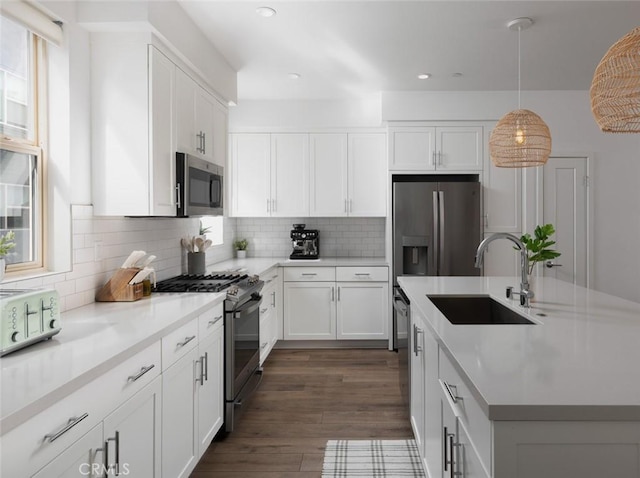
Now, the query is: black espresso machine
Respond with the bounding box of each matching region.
[290,224,319,260]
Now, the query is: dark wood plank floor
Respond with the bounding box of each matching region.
[191,348,412,477]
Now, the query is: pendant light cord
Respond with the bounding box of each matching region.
[518,26,521,109]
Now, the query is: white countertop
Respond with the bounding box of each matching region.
[398,276,640,421]
[0,256,387,433]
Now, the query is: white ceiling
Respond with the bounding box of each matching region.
[176,1,640,100]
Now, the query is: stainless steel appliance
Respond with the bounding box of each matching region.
[176,152,223,217]
[153,272,264,432]
[289,224,319,260]
[0,288,61,356]
[392,175,481,396]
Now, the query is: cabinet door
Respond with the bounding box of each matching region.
[212,100,228,167]
[389,127,436,171]
[336,282,388,339]
[348,133,387,216]
[162,348,199,478]
[196,325,224,457]
[456,420,491,478]
[149,46,176,217]
[436,126,483,171]
[31,424,104,478]
[176,67,196,155]
[103,377,162,478]
[195,86,216,164]
[422,329,442,478]
[270,134,310,217]
[283,282,336,340]
[259,306,273,365]
[231,134,271,216]
[310,133,348,216]
[410,315,426,457]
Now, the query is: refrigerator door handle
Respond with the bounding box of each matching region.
[433,190,439,274]
[439,190,446,275]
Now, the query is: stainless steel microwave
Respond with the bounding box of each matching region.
[176,152,223,217]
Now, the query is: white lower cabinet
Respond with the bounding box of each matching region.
[162,309,225,478]
[283,266,388,341]
[259,268,281,363]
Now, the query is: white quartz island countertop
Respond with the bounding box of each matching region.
[1,256,387,434]
[398,276,640,421]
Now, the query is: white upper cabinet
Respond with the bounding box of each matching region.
[92,38,176,216]
[309,132,386,217]
[348,133,387,216]
[176,68,218,165]
[212,101,228,168]
[310,134,349,216]
[231,133,271,216]
[389,124,483,172]
[271,134,310,217]
[231,133,309,217]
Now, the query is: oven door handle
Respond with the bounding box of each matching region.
[233,298,262,318]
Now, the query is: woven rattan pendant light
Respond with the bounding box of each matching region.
[490,18,551,168]
[590,26,640,132]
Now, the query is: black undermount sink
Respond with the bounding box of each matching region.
[427,295,535,325]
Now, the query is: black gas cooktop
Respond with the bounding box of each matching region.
[154,273,248,293]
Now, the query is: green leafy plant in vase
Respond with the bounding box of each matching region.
[0,230,16,282]
[520,224,561,276]
[233,238,248,258]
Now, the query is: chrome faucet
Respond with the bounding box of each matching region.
[475,233,534,307]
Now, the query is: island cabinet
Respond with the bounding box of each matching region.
[388,124,483,172]
[283,266,388,341]
[411,305,640,478]
[230,133,310,217]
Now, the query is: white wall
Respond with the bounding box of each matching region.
[382,91,640,303]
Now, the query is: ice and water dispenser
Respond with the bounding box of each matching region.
[401,235,429,275]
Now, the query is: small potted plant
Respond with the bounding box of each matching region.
[0,230,16,282]
[520,224,561,279]
[233,238,248,259]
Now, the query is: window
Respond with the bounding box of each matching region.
[0,14,45,271]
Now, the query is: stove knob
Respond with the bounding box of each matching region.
[49,319,59,329]
[11,331,21,343]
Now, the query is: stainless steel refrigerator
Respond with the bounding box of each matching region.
[392,175,481,366]
[393,175,481,283]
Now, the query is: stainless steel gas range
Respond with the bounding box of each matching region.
[154,272,264,432]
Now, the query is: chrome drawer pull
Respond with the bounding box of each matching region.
[203,352,208,382]
[177,335,196,348]
[44,413,89,442]
[127,364,155,382]
[301,273,317,276]
[208,315,223,326]
[260,308,268,314]
[443,381,463,403]
[355,273,371,276]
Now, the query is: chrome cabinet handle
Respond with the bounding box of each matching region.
[177,335,196,348]
[545,261,563,268]
[443,381,463,403]
[413,325,423,356]
[266,198,270,213]
[196,356,205,385]
[106,431,120,476]
[271,291,276,308]
[337,287,341,301]
[176,184,181,209]
[44,413,89,442]
[331,286,335,302]
[203,352,208,382]
[432,150,436,166]
[127,364,155,382]
[202,132,206,155]
[344,199,347,213]
[208,315,223,327]
[354,273,370,277]
[260,308,268,314]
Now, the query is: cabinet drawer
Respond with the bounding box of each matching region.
[439,348,492,474]
[336,266,388,282]
[284,266,335,282]
[162,318,198,370]
[0,341,161,477]
[198,301,224,339]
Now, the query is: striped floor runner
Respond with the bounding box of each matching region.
[322,439,425,477]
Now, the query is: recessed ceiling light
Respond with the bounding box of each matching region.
[256,6,277,18]
[418,73,431,80]
[452,72,463,78]
[288,73,301,80]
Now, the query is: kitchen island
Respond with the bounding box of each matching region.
[398,275,640,478]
